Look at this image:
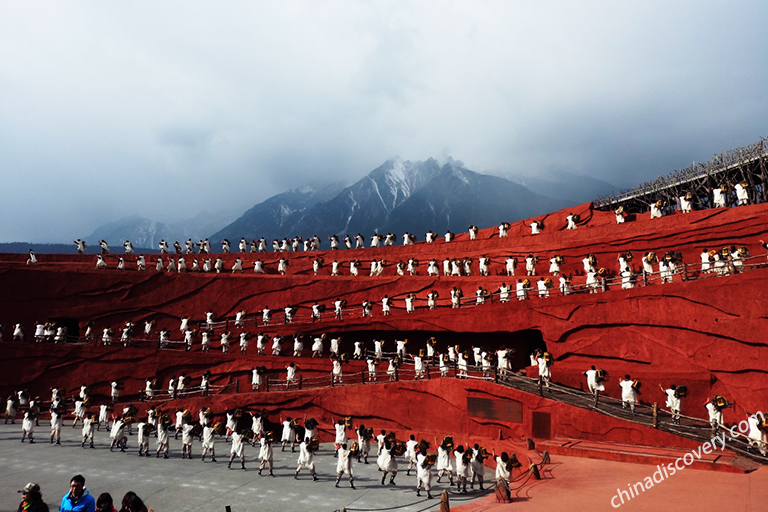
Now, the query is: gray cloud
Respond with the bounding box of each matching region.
[0,1,766,242]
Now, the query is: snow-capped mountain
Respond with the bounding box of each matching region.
[214,158,571,242]
[83,157,611,250]
[279,158,444,236]
[385,161,569,235]
[212,182,347,242]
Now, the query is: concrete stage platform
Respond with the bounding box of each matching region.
[0,423,489,512]
[2,421,767,512]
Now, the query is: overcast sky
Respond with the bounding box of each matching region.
[1,1,766,242]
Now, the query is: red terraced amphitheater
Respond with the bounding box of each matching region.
[2,199,768,509]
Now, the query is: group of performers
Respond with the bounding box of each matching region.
[4,397,524,496]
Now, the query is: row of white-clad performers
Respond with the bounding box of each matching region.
[6,395,522,497]
[74,196,754,259]
[71,221,560,257]
[75,247,731,285]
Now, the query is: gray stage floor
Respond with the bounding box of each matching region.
[0,422,489,512]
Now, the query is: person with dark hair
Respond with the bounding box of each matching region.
[470,444,486,490]
[376,436,398,485]
[493,449,511,485]
[335,442,354,488]
[17,482,48,512]
[119,492,152,512]
[620,375,638,414]
[454,445,470,494]
[404,434,418,476]
[59,475,95,512]
[95,493,117,512]
[415,446,433,499]
[228,428,247,470]
[660,383,682,425]
[295,436,318,480]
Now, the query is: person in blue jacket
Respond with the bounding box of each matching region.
[59,475,95,512]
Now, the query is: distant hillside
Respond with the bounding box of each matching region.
[0,242,158,254]
[86,209,240,249]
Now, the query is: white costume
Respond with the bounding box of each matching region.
[585,369,605,394]
[251,368,262,390]
[537,357,551,390]
[413,355,425,378]
[311,336,323,357]
[516,281,527,301]
[665,388,681,422]
[377,444,398,474]
[286,365,297,385]
[220,332,230,353]
[293,336,303,356]
[679,195,692,213]
[525,256,536,276]
[712,188,726,207]
[416,453,433,494]
[735,183,749,205]
[621,270,633,289]
[81,416,96,446]
[537,279,549,298]
[505,258,516,276]
[499,284,511,302]
[336,445,354,484]
[747,415,767,455]
[230,430,245,458]
[332,359,343,383]
[495,456,510,482]
[705,402,722,428]
[334,422,347,446]
[296,440,316,475]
